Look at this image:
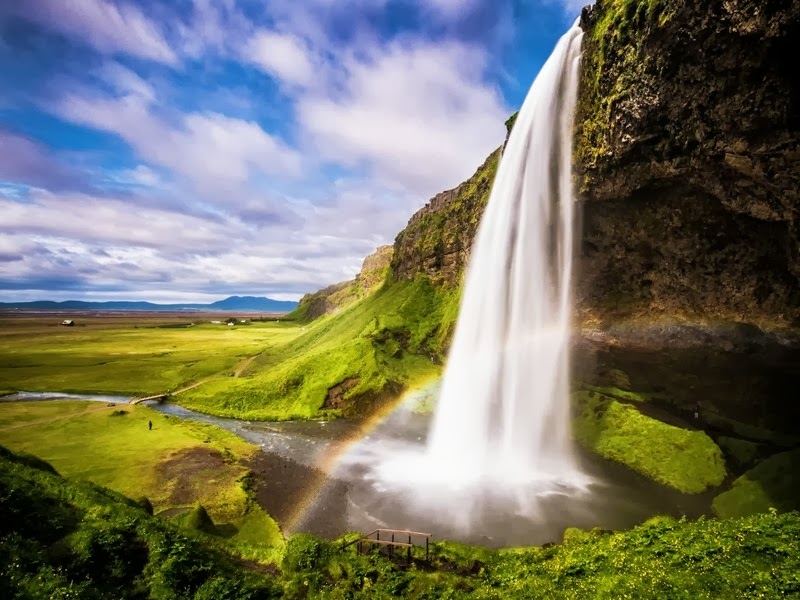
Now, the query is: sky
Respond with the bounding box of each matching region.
[0,0,585,303]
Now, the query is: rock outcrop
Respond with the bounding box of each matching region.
[389,0,800,327]
[294,245,393,321]
[391,150,499,285]
[574,0,800,324]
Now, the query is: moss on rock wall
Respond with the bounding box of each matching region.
[712,449,800,518]
[391,149,500,285]
[573,389,726,493]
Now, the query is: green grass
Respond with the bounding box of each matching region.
[573,390,726,493]
[0,318,303,396]
[0,400,282,551]
[4,444,800,598]
[0,447,283,598]
[712,450,800,518]
[179,276,457,420]
[478,512,800,599]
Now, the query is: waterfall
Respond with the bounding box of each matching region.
[425,23,585,486]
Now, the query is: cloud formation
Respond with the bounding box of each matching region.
[0,0,566,302]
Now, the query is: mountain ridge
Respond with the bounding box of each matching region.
[0,295,297,312]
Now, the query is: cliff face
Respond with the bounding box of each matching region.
[378,0,800,438]
[391,149,500,285]
[293,245,393,320]
[575,0,800,324]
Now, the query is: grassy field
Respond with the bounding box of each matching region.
[0,400,283,557]
[0,312,303,397]
[0,278,456,421]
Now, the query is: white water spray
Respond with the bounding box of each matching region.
[425,23,585,487]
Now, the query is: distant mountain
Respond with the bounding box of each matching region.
[0,296,298,313]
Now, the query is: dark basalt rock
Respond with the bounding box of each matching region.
[575,0,800,323]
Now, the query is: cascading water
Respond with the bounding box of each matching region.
[426,22,586,487]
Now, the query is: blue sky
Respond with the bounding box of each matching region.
[0,0,585,303]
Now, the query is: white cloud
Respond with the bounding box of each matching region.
[0,191,232,251]
[244,30,316,87]
[117,165,162,187]
[299,38,508,197]
[18,0,177,65]
[100,62,156,102]
[57,94,303,199]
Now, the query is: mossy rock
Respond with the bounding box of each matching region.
[174,503,216,534]
[717,436,761,470]
[573,391,726,493]
[581,383,648,403]
[134,496,154,515]
[712,449,800,518]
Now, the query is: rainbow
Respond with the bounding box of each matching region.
[281,378,439,535]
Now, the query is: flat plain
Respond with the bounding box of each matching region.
[0,311,303,397]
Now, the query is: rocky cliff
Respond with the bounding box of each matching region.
[378,0,800,439]
[391,149,500,285]
[293,245,393,320]
[575,0,800,324]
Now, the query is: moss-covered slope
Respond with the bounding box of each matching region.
[713,449,800,518]
[574,389,726,493]
[180,276,459,419]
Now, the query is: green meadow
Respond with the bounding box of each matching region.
[0,314,303,397]
[0,400,283,561]
[178,278,454,420]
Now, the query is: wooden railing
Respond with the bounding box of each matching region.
[342,528,432,563]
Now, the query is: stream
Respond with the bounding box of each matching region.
[2,388,713,547]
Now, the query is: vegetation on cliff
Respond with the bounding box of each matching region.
[290,245,394,322]
[392,149,500,285]
[180,276,458,420]
[712,449,800,518]
[574,0,800,322]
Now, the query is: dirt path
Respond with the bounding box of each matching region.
[171,352,261,396]
[0,405,113,432]
[233,354,258,377]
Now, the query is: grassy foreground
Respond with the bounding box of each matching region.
[3,445,799,599]
[0,400,282,558]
